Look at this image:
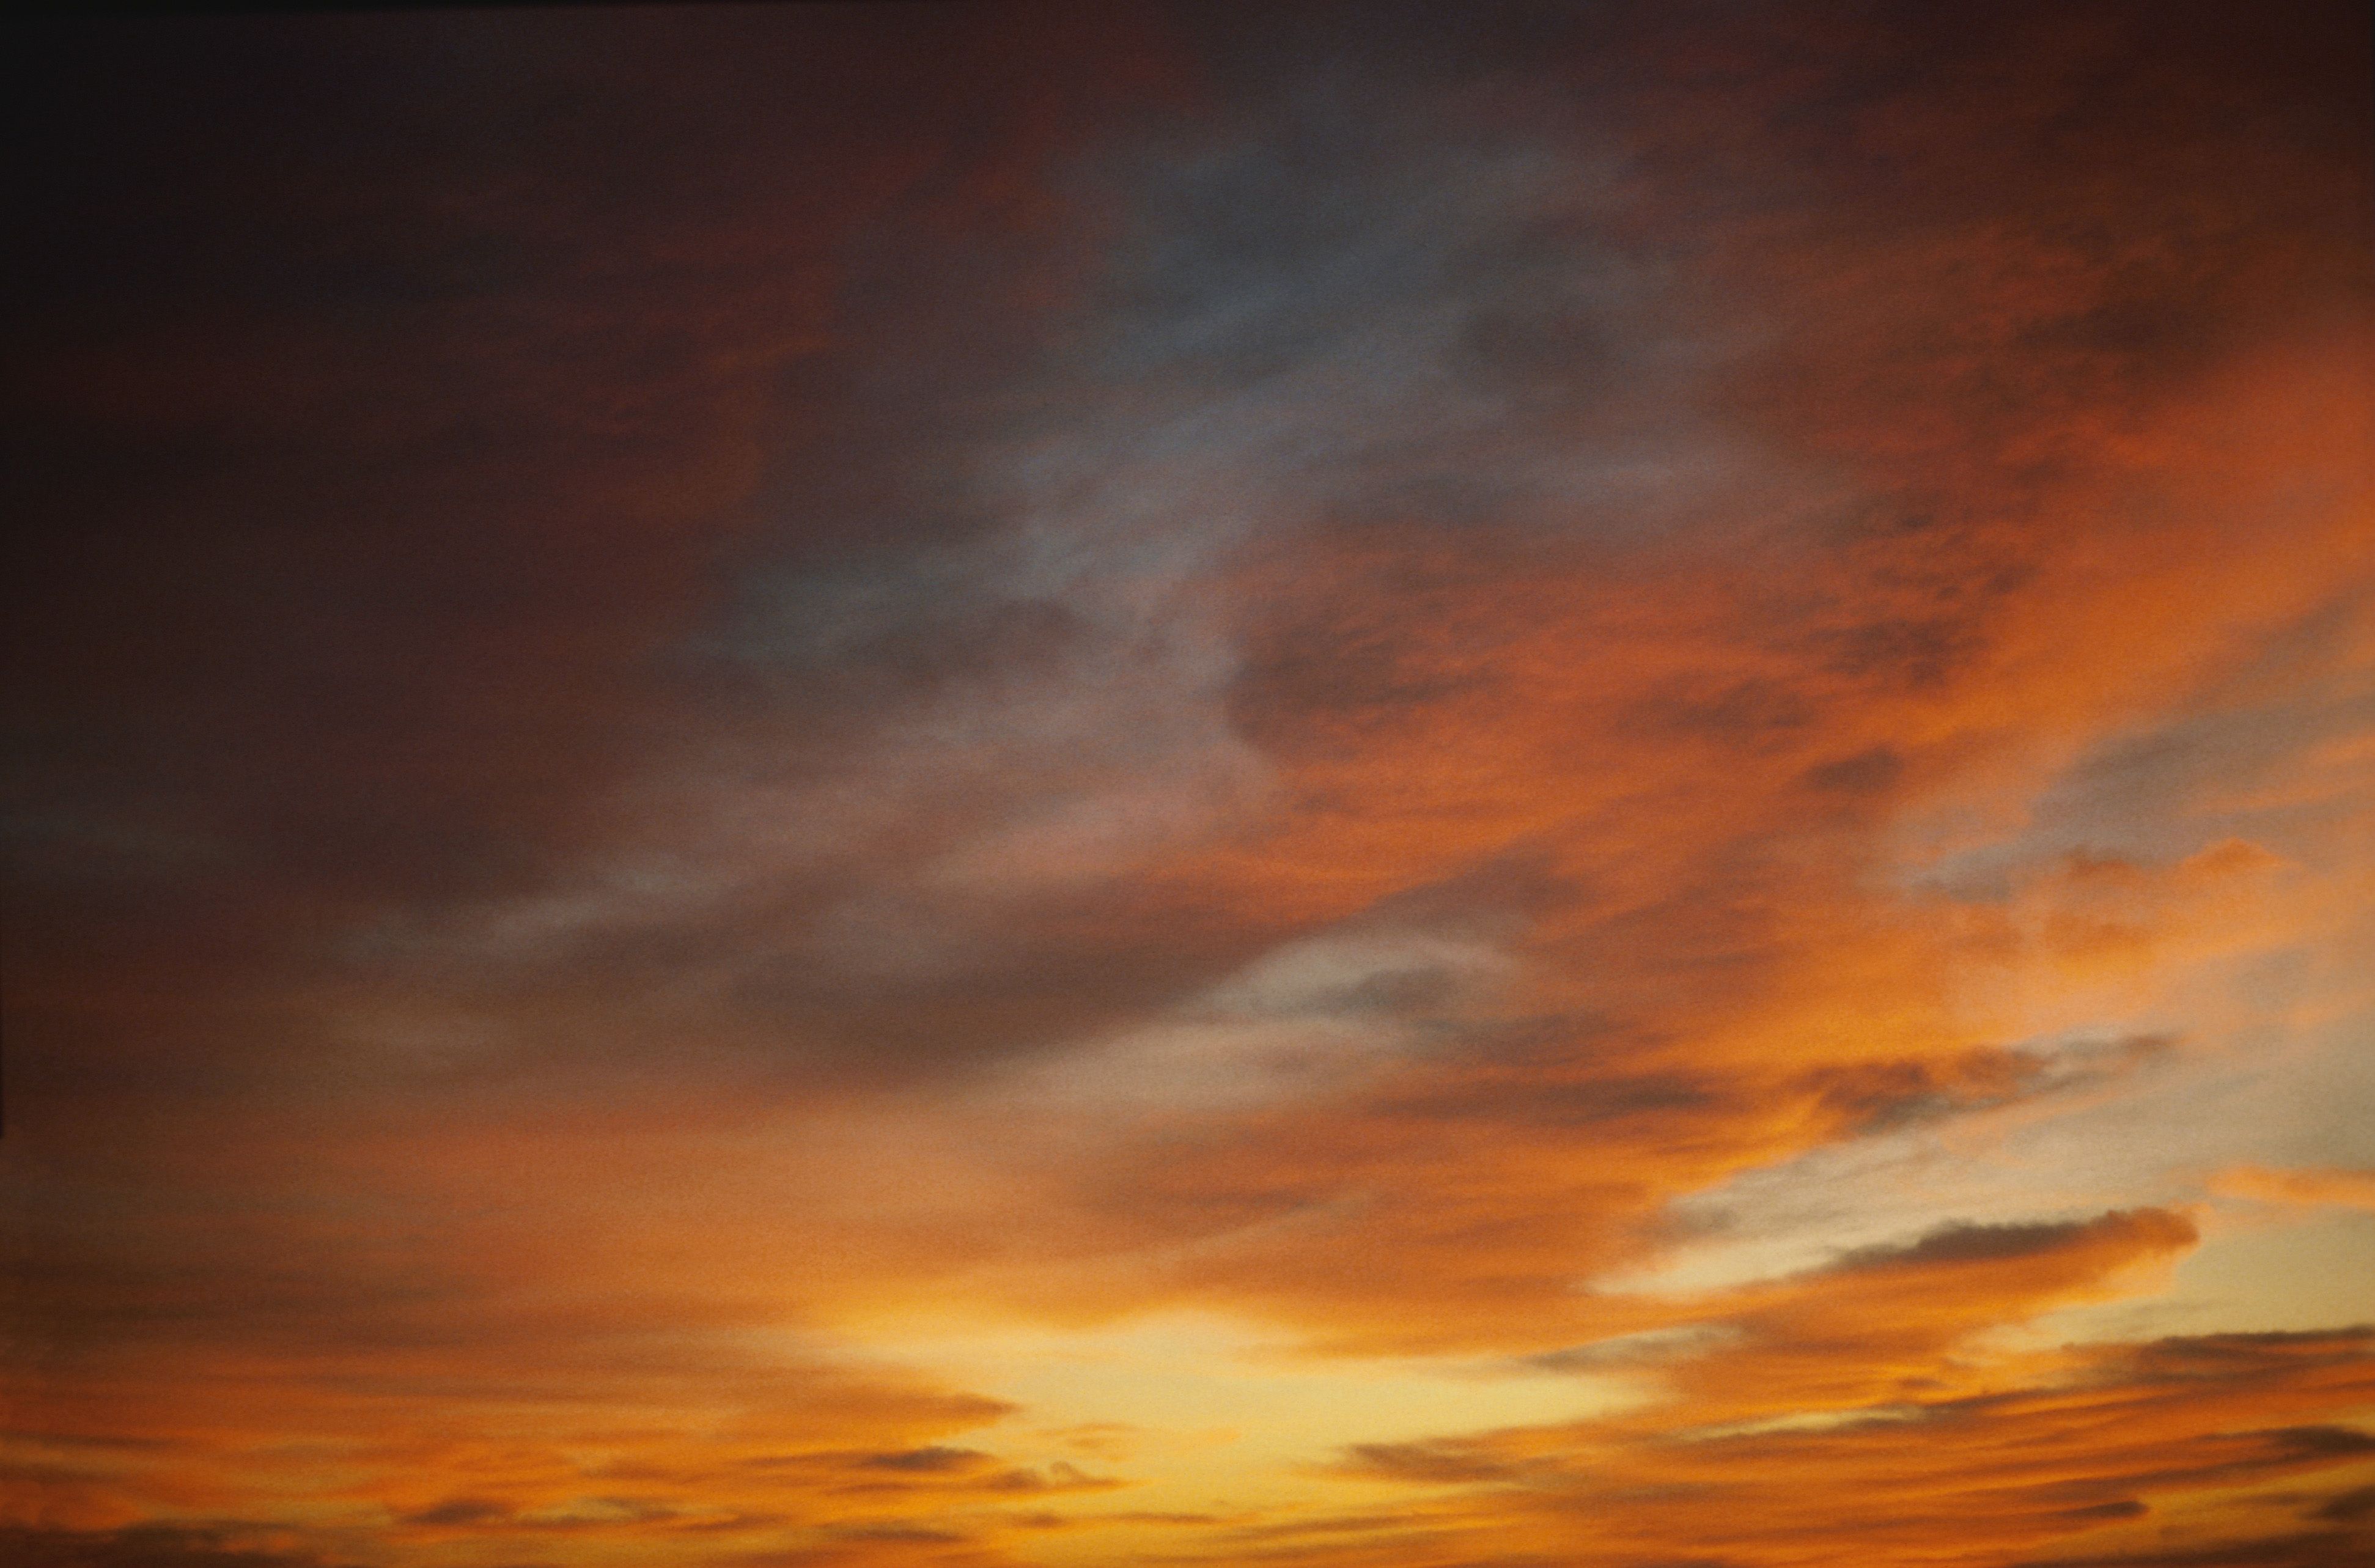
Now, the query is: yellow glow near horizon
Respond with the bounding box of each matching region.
[819,1311,1648,1555]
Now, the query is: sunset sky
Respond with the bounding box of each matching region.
[6,4,2373,1566]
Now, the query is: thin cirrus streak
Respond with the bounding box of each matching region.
[2,4,2370,1567]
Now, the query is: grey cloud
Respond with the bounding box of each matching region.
[1918,583,2375,900]
[1067,99,1703,539]
[1824,1210,2190,1276]
[856,1446,986,1473]
[378,37,1713,1095]
[1800,1036,2173,1137]
[1519,1323,1742,1374]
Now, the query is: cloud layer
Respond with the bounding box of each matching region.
[6,4,2371,1566]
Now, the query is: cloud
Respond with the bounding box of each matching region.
[1319,1329,2375,1568]
[1828,1211,2197,1275]
[2211,1166,2375,1213]
[396,1497,512,1527]
[5,5,2369,1568]
[0,1525,361,1568]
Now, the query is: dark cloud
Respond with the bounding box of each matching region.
[1827,1210,2195,1273]
[2021,1534,2375,1568]
[857,1448,987,1474]
[825,1521,967,1543]
[1799,745,1904,796]
[398,1498,514,1527]
[1339,1440,1528,1486]
[0,1524,358,1568]
[2112,1330,2375,1383]
[2313,1485,2375,1523]
[1795,1048,2042,1133]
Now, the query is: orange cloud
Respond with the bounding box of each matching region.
[1309,1245,2375,1568]
[2212,1167,2375,1213]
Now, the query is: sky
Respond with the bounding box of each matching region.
[3,3,2372,1566]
